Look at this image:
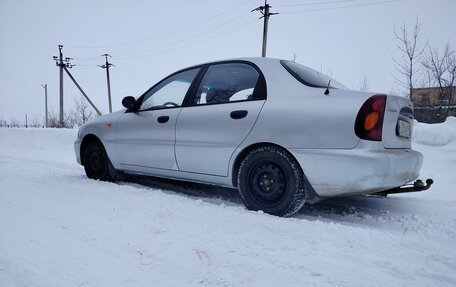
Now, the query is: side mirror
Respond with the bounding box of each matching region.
[122,96,137,110]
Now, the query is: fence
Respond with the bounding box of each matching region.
[414,105,456,123]
[0,123,45,128]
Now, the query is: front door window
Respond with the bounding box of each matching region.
[140,68,200,110]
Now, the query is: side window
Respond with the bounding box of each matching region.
[193,63,260,105]
[140,68,199,110]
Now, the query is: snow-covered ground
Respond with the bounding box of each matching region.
[1,119,455,287]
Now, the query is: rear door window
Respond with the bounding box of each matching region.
[192,63,264,105]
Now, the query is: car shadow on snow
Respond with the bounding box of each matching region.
[125,175,244,206]
[123,174,414,227]
[296,196,399,226]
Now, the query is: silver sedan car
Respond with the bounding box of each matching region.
[75,58,427,217]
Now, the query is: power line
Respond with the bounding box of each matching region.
[65,0,256,49]
[59,0,401,67]
[113,18,258,60]
[114,60,154,79]
[69,64,98,67]
[113,11,252,59]
[116,68,149,81]
[76,1,395,61]
[64,6,255,62]
[275,0,358,8]
[280,0,400,14]
[115,67,151,82]
[72,56,102,62]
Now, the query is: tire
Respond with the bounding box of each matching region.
[237,146,308,217]
[83,140,115,181]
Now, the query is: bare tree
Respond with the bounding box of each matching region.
[30,118,42,128]
[47,109,74,128]
[45,95,96,129]
[422,43,455,118]
[422,45,449,91]
[47,109,59,128]
[71,94,96,127]
[446,48,456,114]
[420,63,434,88]
[9,117,19,127]
[393,17,425,99]
[66,112,77,128]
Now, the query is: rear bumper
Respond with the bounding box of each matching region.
[289,148,423,197]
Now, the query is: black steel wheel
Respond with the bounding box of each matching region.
[238,146,308,217]
[83,140,114,181]
[249,160,287,205]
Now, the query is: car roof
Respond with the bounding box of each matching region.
[192,57,282,67]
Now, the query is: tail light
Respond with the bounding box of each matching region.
[355,94,386,141]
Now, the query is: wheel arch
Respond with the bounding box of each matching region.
[80,134,103,166]
[231,142,302,187]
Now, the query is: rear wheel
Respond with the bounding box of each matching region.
[83,140,114,181]
[238,146,308,217]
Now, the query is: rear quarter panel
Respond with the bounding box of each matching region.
[242,60,373,149]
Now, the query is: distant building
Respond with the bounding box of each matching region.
[410,86,456,123]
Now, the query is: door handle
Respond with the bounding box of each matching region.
[230,110,248,119]
[157,116,169,123]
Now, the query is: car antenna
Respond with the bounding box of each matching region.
[324,80,331,95]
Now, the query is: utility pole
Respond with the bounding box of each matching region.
[252,1,278,57]
[58,45,64,127]
[53,45,73,128]
[53,44,102,123]
[25,114,28,128]
[99,54,113,113]
[41,84,48,128]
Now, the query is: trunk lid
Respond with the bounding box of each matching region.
[382,95,414,149]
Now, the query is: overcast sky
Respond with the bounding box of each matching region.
[0,0,455,123]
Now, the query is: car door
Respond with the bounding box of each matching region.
[175,62,266,176]
[116,67,200,172]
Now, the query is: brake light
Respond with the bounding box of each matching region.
[355,94,386,141]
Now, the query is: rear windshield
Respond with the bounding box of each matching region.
[281,60,347,89]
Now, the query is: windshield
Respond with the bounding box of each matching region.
[281,60,347,89]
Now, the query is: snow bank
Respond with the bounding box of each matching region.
[0,127,77,164]
[408,117,456,202]
[413,117,456,146]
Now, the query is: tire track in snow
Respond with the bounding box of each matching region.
[0,155,79,174]
[1,152,453,241]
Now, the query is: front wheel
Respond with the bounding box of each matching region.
[238,146,308,217]
[83,140,114,181]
